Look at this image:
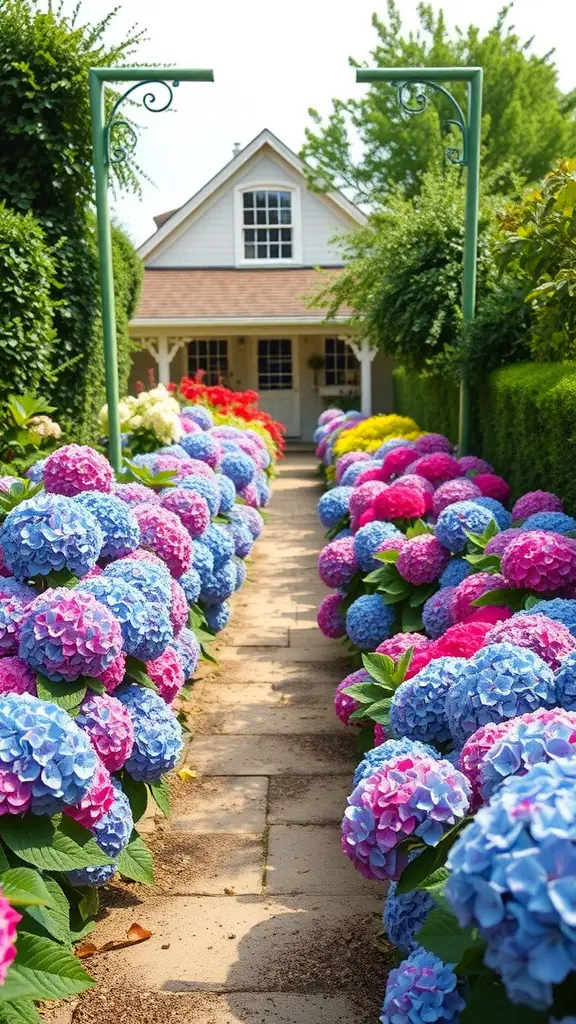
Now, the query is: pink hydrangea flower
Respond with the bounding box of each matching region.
[396,535,450,585]
[179,417,201,434]
[237,483,260,507]
[0,890,21,983]
[146,647,185,703]
[415,434,453,455]
[374,723,387,745]
[133,503,192,577]
[159,488,211,539]
[458,720,512,808]
[355,467,385,486]
[114,483,161,507]
[501,530,576,592]
[473,473,511,503]
[335,451,370,483]
[355,509,377,530]
[317,594,346,639]
[430,620,493,660]
[451,572,507,622]
[334,670,370,725]
[465,606,512,626]
[349,481,388,519]
[373,485,427,522]
[382,447,418,481]
[458,456,494,476]
[432,479,481,517]
[486,613,576,670]
[77,693,135,773]
[65,761,115,828]
[376,632,430,660]
[318,537,359,589]
[399,474,435,496]
[97,652,126,694]
[512,490,564,520]
[404,453,463,485]
[170,579,188,636]
[0,656,36,695]
[43,445,114,496]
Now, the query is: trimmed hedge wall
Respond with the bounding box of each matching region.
[393,362,576,513]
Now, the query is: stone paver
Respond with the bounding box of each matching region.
[69,454,388,1024]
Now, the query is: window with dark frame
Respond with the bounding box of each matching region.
[324,337,359,386]
[187,339,229,385]
[243,190,293,260]
[258,339,293,390]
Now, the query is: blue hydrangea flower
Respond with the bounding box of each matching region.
[353,521,403,572]
[422,587,455,639]
[353,737,440,788]
[156,443,191,461]
[438,557,473,589]
[445,642,556,746]
[191,542,215,588]
[228,505,263,540]
[383,882,435,954]
[73,492,140,560]
[103,558,172,606]
[376,438,417,459]
[473,496,512,530]
[446,758,576,1009]
[390,657,466,744]
[181,405,213,429]
[479,710,576,802]
[517,598,576,637]
[220,451,256,489]
[77,576,172,661]
[170,627,201,679]
[255,473,270,507]
[200,560,237,605]
[130,453,158,470]
[216,474,236,514]
[178,475,219,515]
[233,557,247,590]
[380,948,465,1023]
[0,598,27,654]
[345,594,396,649]
[199,523,235,569]
[177,567,202,604]
[180,432,220,466]
[116,685,183,782]
[67,782,133,887]
[25,458,46,484]
[317,487,353,529]
[434,500,498,554]
[340,460,381,486]
[555,651,576,709]
[0,578,36,604]
[520,511,576,535]
[0,494,103,579]
[0,693,97,816]
[228,519,253,558]
[204,601,230,633]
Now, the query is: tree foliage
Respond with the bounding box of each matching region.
[301,3,576,204]
[0,0,145,439]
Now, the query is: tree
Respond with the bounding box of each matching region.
[301,3,576,204]
[0,0,145,439]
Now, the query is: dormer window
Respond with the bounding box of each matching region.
[242,190,293,259]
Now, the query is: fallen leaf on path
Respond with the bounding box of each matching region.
[75,941,98,959]
[126,923,153,943]
[74,923,152,959]
[178,766,198,780]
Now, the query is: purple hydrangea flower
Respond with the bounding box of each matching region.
[446,758,576,1009]
[484,528,522,556]
[133,504,192,577]
[318,537,359,589]
[445,642,556,745]
[73,492,140,559]
[317,593,346,639]
[512,490,564,520]
[517,598,576,637]
[486,613,576,670]
[396,535,450,586]
[0,494,103,579]
[159,488,211,539]
[116,685,183,781]
[422,587,456,639]
[380,949,464,1023]
[345,594,396,650]
[114,482,161,507]
[432,478,481,516]
[227,519,253,559]
[229,505,264,540]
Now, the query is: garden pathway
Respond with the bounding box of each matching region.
[47,453,388,1024]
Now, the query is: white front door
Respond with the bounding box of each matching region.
[255,338,301,437]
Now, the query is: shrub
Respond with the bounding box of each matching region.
[0,204,56,422]
[392,367,460,443]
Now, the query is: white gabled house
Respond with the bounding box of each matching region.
[129,129,394,440]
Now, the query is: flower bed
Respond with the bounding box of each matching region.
[0,386,282,1016]
[314,405,576,1022]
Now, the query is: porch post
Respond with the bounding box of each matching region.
[349,338,377,417]
[157,338,170,385]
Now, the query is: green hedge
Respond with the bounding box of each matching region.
[392,367,460,443]
[393,362,576,512]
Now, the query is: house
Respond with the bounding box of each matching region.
[128,129,394,440]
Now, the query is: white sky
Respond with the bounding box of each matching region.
[66,0,576,246]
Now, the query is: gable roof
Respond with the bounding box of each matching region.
[138,128,367,260]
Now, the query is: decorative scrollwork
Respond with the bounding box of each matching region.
[104,80,180,166]
[391,79,468,166]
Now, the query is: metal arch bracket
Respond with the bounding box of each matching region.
[104,79,180,167]
[391,79,468,166]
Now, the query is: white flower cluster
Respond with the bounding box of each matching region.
[28,415,62,439]
[99,386,182,445]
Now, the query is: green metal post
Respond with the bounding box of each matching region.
[89,67,214,470]
[459,69,483,455]
[357,67,483,454]
[89,70,122,470]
